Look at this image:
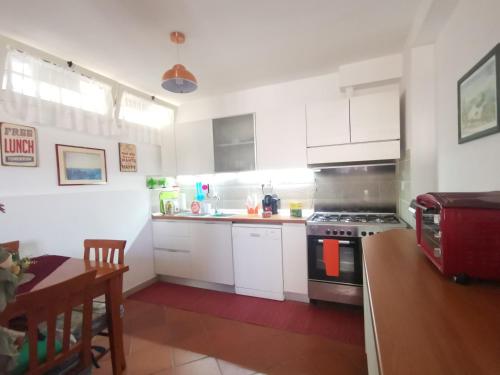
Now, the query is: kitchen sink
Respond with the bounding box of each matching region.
[174,212,235,218]
[210,212,235,217]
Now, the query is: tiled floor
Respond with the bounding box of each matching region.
[93,299,367,375]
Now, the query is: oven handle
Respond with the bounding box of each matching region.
[317,239,352,245]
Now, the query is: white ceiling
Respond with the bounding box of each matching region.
[0,0,422,105]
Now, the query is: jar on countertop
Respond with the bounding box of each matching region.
[290,201,303,218]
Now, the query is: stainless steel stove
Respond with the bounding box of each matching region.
[307,212,406,306]
[307,212,405,237]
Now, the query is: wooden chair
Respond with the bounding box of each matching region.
[12,269,97,375]
[84,239,126,265]
[0,240,20,253]
[82,239,126,368]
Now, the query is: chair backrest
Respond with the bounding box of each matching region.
[0,240,19,253]
[14,269,97,375]
[83,239,126,265]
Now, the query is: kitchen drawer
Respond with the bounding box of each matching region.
[153,221,192,250]
[154,249,192,279]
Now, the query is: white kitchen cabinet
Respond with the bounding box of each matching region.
[161,122,177,176]
[232,224,284,301]
[190,221,234,285]
[153,220,193,279]
[175,119,214,175]
[154,249,192,279]
[213,114,255,172]
[153,220,234,286]
[306,98,350,147]
[281,223,308,299]
[152,221,191,251]
[256,105,307,169]
[307,140,400,164]
[350,88,400,143]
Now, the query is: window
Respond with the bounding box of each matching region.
[1,49,113,116]
[118,91,174,128]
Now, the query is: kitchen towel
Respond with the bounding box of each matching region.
[323,239,340,277]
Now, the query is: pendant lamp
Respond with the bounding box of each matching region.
[162,31,198,93]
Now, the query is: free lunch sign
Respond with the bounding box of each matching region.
[0,123,38,167]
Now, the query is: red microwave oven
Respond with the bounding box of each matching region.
[416,192,500,283]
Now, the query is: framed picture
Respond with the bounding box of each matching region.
[0,122,38,167]
[118,142,137,172]
[458,43,500,144]
[56,144,107,185]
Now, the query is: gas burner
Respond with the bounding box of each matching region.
[307,211,406,238]
[311,213,339,222]
[309,212,402,226]
[366,214,400,224]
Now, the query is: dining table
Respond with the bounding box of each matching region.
[0,255,129,375]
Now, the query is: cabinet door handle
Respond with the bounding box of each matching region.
[161,249,190,253]
[250,233,261,238]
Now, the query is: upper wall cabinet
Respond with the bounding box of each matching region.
[306,86,401,165]
[175,119,214,175]
[350,88,400,143]
[213,114,255,173]
[306,99,350,147]
[256,105,307,170]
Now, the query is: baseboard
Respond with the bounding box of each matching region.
[154,276,309,303]
[284,291,310,303]
[158,275,236,294]
[124,276,159,298]
[235,287,284,301]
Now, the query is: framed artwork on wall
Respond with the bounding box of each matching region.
[56,144,107,185]
[458,43,500,144]
[0,122,38,167]
[118,142,137,172]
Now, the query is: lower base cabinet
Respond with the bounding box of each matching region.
[191,222,234,285]
[153,220,234,286]
[153,220,309,300]
[282,223,308,297]
[154,249,192,279]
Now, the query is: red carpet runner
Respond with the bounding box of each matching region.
[129,282,364,346]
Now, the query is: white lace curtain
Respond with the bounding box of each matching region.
[118,91,174,145]
[0,48,174,145]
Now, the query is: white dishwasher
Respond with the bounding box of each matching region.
[232,224,284,301]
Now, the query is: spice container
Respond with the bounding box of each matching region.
[290,201,303,218]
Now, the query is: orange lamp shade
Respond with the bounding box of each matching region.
[162,64,198,93]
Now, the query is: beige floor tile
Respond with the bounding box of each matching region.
[175,357,221,375]
[217,359,257,375]
[95,299,366,375]
[173,347,208,366]
[124,340,174,374]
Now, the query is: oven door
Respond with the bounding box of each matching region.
[307,236,362,285]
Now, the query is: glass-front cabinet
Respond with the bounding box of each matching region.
[212,114,255,173]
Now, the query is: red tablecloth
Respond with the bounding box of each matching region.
[16,255,70,294]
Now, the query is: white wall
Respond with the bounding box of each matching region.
[435,0,500,190]
[0,113,161,292]
[399,44,438,225]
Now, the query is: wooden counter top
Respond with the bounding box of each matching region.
[363,229,500,375]
[152,213,308,224]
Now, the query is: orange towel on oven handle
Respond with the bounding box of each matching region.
[323,239,340,277]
